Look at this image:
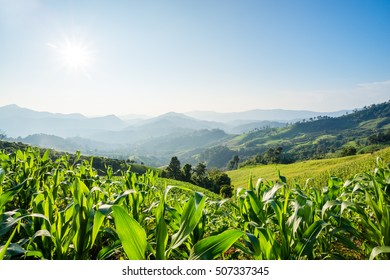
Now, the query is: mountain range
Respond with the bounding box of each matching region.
[0,104,351,166]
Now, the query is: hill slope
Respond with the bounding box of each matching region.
[227,146,390,188]
[206,100,390,168]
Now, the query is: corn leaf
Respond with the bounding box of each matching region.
[0,168,4,185]
[112,205,147,260]
[296,220,328,258]
[170,192,206,250]
[370,246,390,260]
[0,226,17,260]
[189,229,245,260]
[156,195,168,260]
[0,179,29,211]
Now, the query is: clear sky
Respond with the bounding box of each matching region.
[1,0,389,116]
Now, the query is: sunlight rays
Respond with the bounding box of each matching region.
[48,36,94,75]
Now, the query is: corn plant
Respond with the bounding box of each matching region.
[1,147,390,260]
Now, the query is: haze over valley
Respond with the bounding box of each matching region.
[2,102,387,168]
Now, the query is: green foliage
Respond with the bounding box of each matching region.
[166,156,182,180]
[112,205,147,260]
[341,146,357,157]
[219,185,234,198]
[181,163,192,182]
[1,146,390,260]
[189,229,245,260]
[228,147,390,189]
[228,100,390,167]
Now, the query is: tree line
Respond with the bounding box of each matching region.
[161,156,234,198]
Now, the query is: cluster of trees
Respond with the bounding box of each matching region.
[226,155,240,170]
[368,130,390,144]
[240,146,294,166]
[340,146,357,157]
[162,156,234,198]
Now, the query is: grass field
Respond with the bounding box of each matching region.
[227,147,390,188]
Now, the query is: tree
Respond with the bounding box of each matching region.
[192,162,210,189]
[227,155,240,170]
[220,185,234,198]
[341,146,357,157]
[263,146,283,164]
[166,156,181,180]
[181,163,192,182]
[193,162,207,178]
[208,168,232,194]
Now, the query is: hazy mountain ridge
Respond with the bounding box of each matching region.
[185,109,349,122]
[0,105,340,140]
[0,103,364,167]
[0,104,127,138]
[196,101,390,168]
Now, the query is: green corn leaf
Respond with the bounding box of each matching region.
[0,213,51,236]
[170,192,206,250]
[321,200,340,218]
[370,246,390,260]
[248,175,253,191]
[156,196,168,260]
[163,185,192,201]
[156,213,168,260]
[31,229,52,240]
[189,229,245,260]
[340,201,357,215]
[296,220,328,258]
[42,149,50,163]
[245,232,261,257]
[0,168,4,185]
[0,179,29,211]
[112,205,147,260]
[113,189,136,205]
[0,226,17,260]
[5,243,26,258]
[262,183,284,202]
[91,210,105,246]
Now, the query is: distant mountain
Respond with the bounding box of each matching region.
[89,112,228,145]
[0,104,86,120]
[185,109,349,123]
[3,103,370,168]
[197,100,390,168]
[229,120,287,134]
[21,134,125,154]
[0,104,127,138]
[130,112,227,131]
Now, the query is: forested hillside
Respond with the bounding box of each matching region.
[199,101,390,169]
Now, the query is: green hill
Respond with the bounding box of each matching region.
[227,146,390,188]
[198,100,390,168]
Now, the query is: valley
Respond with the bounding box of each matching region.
[1,101,389,169]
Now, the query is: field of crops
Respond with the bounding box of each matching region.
[1,147,390,260]
[227,147,390,188]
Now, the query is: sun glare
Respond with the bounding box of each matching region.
[48,37,93,74]
[61,44,89,69]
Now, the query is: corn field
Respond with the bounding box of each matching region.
[0,147,389,260]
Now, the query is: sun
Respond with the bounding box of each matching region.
[48,37,93,74]
[60,43,89,70]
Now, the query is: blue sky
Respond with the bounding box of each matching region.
[0,0,389,116]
